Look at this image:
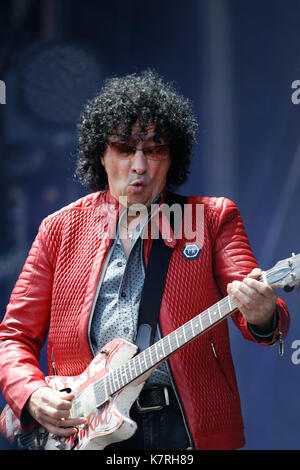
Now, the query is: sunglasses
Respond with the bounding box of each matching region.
[108,142,169,161]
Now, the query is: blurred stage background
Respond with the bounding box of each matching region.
[0,0,299,450]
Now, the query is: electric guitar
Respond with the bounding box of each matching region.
[0,253,299,450]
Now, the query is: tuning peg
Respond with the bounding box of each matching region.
[284,285,295,292]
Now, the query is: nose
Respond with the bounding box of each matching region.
[131,149,148,174]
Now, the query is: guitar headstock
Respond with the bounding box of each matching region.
[266,252,300,292]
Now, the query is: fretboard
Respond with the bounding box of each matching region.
[93,294,238,404]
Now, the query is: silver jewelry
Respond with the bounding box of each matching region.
[119,221,134,239]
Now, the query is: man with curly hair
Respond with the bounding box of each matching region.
[0,70,289,450]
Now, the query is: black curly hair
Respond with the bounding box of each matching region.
[75,69,198,191]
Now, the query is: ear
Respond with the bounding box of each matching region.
[100,156,105,168]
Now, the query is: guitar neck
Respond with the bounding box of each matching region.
[103,294,238,398]
[76,253,300,410]
[94,267,291,405]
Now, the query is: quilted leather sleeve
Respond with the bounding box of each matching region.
[0,218,53,425]
[212,198,289,344]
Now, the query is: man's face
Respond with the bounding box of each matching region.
[101,122,171,208]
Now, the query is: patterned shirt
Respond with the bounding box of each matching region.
[90,209,171,385]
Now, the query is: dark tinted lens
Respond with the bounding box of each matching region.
[145,145,169,159]
[155,145,169,156]
[113,143,134,154]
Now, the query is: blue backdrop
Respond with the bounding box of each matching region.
[0,0,299,450]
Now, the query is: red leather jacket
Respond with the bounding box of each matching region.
[0,190,289,450]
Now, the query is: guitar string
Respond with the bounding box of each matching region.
[94,262,297,402]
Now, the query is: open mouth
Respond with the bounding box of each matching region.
[129,180,146,192]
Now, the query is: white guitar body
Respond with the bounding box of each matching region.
[0,338,153,450]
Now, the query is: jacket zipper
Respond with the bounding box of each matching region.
[209,339,236,399]
[277,330,284,356]
[51,347,57,376]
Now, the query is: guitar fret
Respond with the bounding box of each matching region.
[175,329,180,347]
[148,344,155,366]
[193,315,201,333]
[160,340,165,357]
[228,296,234,311]
[162,337,169,356]
[202,312,210,329]
[142,350,148,370]
[94,380,107,407]
[133,357,138,377]
[118,366,123,387]
[146,348,153,367]
[103,376,109,399]
[167,334,173,355]
[139,354,143,374]
[177,327,185,346]
[171,330,178,349]
[211,307,218,322]
[185,321,193,341]
[114,369,121,390]
[168,332,174,351]
[117,368,123,388]
[136,355,142,376]
[157,342,164,361]
[142,351,147,369]
[190,319,195,337]
[208,308,212,324]
[107,372,113,395]
[154,342,159,362]
[121,363,127,384]
[126,361,133,382]
[130,358,137,381]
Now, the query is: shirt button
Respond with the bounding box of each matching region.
[121,291,126,298]
[124,327,130,334]
[117,261,123,268]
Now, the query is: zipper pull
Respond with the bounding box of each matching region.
[210,339,218,359]
[51,347,57,375]
[278,331,284,357]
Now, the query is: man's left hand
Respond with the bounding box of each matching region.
[227,268,277,330]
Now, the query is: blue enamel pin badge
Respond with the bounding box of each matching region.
[182,243,202,260]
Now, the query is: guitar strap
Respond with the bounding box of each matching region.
[136,192,187,352]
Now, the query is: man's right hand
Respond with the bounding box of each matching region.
[26,386,86,437]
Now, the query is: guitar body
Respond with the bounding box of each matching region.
[0,338,150,450]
